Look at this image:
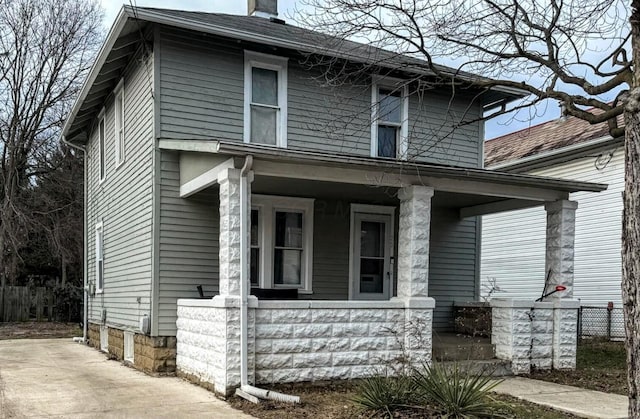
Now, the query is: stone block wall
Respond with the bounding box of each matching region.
[553,299,580,369]
[175,301,229,394]
[108,328,124,359]
[176,298,435,396]
[86,322,176,375]
[491,298,577,374]
[88,323,100,350]
[254,301,409,384]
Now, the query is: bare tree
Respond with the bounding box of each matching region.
[0,0,102,286]
[297,0,640,415]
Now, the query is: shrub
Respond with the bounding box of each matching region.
[412,362,501,418]
[351,374,417,415]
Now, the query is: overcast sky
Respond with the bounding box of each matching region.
[99,0,560,140]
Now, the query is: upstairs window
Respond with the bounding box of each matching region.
[95,221,104,293]
[371,79,409,159]
[98,112,105,182]
[244,51,288,147]
[250,195,314,293]
[114,80,125,167]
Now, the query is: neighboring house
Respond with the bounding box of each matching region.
[62,1,605,395]
[481,112,623,310]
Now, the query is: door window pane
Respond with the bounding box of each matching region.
[360,259,383,293]
[360,221,384,257]
[378,126,397,158]
[252,67,278,105]
[274,249,302,285]
[275,212,303,248]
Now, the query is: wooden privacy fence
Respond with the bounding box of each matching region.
[0,286,57,322]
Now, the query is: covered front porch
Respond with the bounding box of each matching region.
[164,140,605,395]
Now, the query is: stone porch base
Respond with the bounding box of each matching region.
[87,323,176,375]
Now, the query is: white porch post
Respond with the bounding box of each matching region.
[544,199,579,370]
[395,185,435,364]
[212,167,254,394]
[397,185,435,299]
[218,168,243,297]
[544,199,578,298]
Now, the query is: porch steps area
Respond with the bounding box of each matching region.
[432,333,513,376]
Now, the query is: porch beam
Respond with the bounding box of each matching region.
[427,178,569,202]
[459,198,542,219]
[252,160,413,187]
[179,157,237,198]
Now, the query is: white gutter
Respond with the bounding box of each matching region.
[488,134,622,172]
[61,137,88,344]
[235,155,299,404]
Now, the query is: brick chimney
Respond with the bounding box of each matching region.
[248,0,278,18]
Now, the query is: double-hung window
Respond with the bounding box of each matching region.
[95,221,104,293]
[98,110,106,182]
[250,195,314,293]
[244,51,288,147]
[114,80,125,167]
[371,78,409,159]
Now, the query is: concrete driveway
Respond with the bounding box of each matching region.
[0,339,252,418]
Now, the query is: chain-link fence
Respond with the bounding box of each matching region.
[579,306,625,341]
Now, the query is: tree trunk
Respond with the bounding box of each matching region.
[61,255,67,286]
[624,3,640,417]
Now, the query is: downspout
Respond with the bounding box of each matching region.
[236,155,299,404]
[62,136,88,344]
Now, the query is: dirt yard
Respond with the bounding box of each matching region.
[0,321,81,340]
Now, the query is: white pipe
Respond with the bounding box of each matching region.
[61,136,88,343]
[237,154,299,404]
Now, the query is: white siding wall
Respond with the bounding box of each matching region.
[86,51,155,330]
[481,148,623,306]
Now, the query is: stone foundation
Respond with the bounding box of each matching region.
[134,335,177,374]
[86,322,176,375]
[87,323,100,349]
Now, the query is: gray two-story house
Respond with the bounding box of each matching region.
[62,2,605,396]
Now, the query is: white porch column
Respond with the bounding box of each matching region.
[397,185,435,299]
[212,167,253,394]
[396,185,435,365]
[217,168,250,297]
[544,199,578,298]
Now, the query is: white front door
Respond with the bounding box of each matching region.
[351,212,393,300]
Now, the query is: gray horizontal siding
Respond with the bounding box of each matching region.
[311,199,351,299]
[157,151,219,336]
[158,26,481,168]
[87,51,154,331]
[429,208,478,331]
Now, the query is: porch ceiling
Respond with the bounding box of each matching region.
[165,140,608,218]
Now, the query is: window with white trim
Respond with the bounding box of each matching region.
[95,221,104,293]
[371,79,409,159]
[98,112,105,182]
[251,195,314,293]
[244,51,288,147]
[114,80,125,167]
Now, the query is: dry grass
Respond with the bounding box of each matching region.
[228,380,578,418]
[529,339,626,395]
[0,322,82,340]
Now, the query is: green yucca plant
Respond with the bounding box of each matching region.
[351,374,418,416]
[412,362,501,418]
